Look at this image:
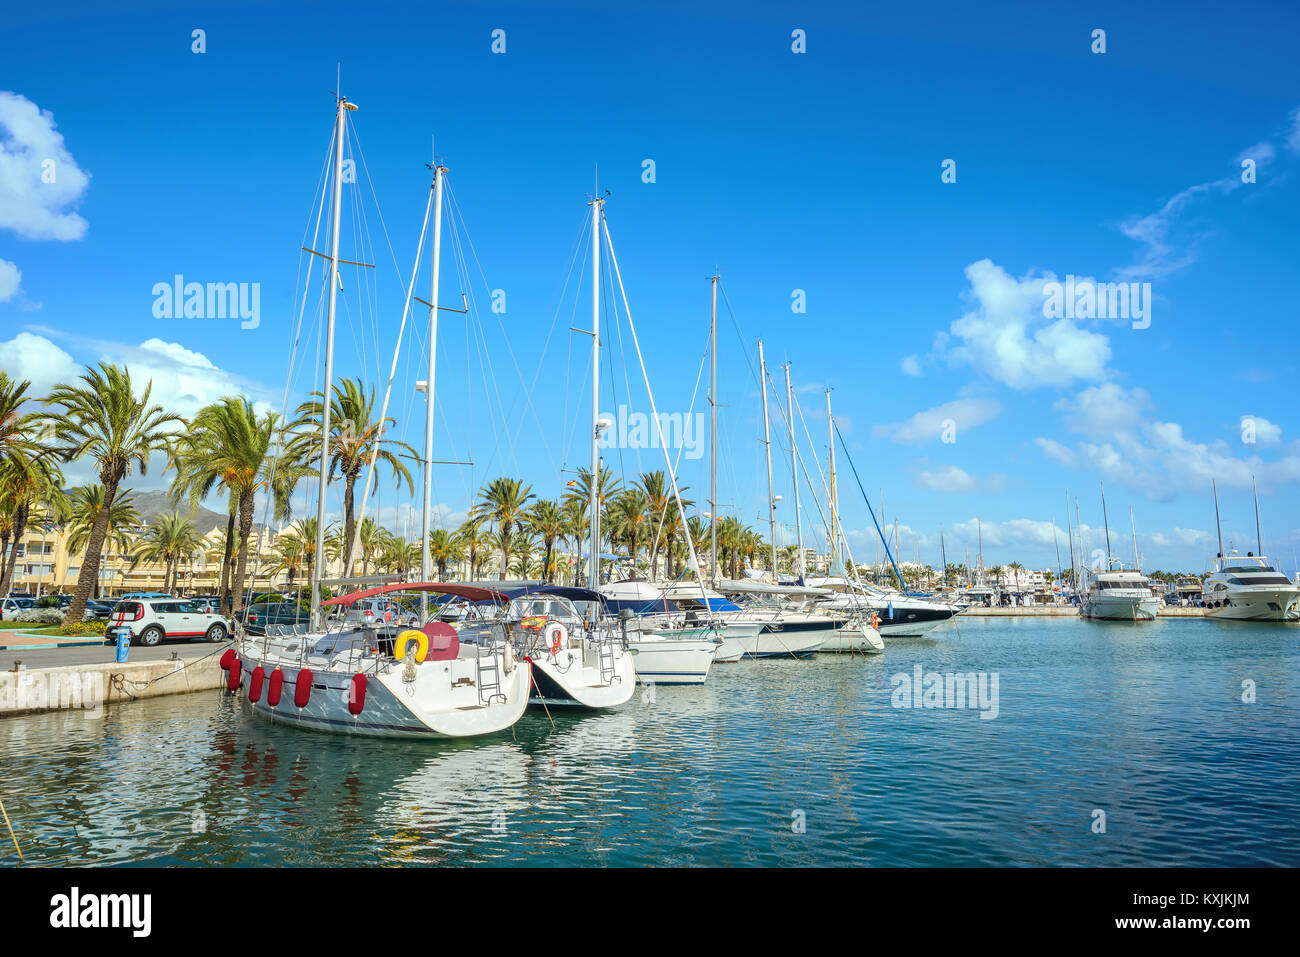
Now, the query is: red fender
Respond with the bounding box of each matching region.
[247,666,265,703]
[219,648,237,672]
[267,668,284,707]
[294,668,314,709]
[348,673,367,716]
[226,658,243,691]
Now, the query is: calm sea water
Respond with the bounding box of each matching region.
[2,617,1297,867]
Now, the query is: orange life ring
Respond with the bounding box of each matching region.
[870,612,880,630]
[544,620,567,655]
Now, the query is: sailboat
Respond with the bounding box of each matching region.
[227,99,531,737]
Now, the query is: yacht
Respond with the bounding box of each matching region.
[806,576,956,637]
[1079,566,1162,621]
[601,578,767,662]
[1201,551,1300,622]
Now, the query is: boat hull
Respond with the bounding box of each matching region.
[818,624,884,653]
[236,652,530,739]
[1082,595,1161,621]
[526,646,637,708]
[627,634,717,685]
[1202,587,1300,622]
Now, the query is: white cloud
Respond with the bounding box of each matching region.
[874,397,1001,444]
[950,517,1065,550]
[0,330,79,396]
[0,91,91,241]
[94,337,276,420]
[1035,436,1076,468]
[1056,383,1151,439]
[899,355,921,377]
[934,259,1112,390]
[0,258,19,301]
[914,464,1006,494]
[1241,414,1281,447]
[1287,106,1300,155]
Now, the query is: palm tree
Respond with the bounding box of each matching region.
[277,517,332,592]
[526,500,566,584]
[0,372,45,468]
[606,488,650,565]
[559,497,589,586]
[170,397,300,614]
[289,378,414,576]
[130,512,203,593]
[45,364,182,623]
[65,485,141,599]
[427,527,464,580]
[455,517,490,582]
[0,452,67,597]
[471,477,534,579]
[562,464,619,584]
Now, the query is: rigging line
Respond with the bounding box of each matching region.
[560,214,593,470]
[605,233,641,479]
[834,420,909,596]
[600,244,628,482]
[343,181,435,573]
[447,182,558,475]
[600,210,717,617]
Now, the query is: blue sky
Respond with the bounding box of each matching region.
[3,0,1299,575]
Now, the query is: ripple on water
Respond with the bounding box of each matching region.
[1,617,1297,866]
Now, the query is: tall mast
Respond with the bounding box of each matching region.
[311,93,353,627]
[977,519,984,583]
[825,389,836,573]
[940,524,947,585]
[1212,479,1224,558]
[419,159,446,619]
[1052,515,1062,589]
[758,340,777,578]
[1252,474,1263,556]
[1065,493,1075,591]
[1130,505,1139,570]
[709,274,719,585]
[588,196,604,591]
[1100,482,1112,567]
[784,362,805,582]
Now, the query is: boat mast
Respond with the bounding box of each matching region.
[940,524,947,586]
[1130,505,1139,571]
[588,195,604,592]
[825,389,836,574]
[1212,480,1224,559]
[709,273,719,585]
[758,339,778,578]
[1252,474,1263,556]
[310,93,354,627]
[1065,494,1076,592]
[784,362,805,582]
[1100,482,1112,568]
[419,158,446,620]
[1052,515,1062,590]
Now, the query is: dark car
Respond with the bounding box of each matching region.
[84,600,114,618]
[238,602,312,636]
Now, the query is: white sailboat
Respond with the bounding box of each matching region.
[229,101,530,738]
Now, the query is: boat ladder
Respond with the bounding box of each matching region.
[597,637,619,686]
[476,644,506,705]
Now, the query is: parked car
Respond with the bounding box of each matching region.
[84,600,114,618]
[103,598,232,646]
[187,596,221,614]
[237,601,312,636]
[120,591,173,601]
[1,597,36,620]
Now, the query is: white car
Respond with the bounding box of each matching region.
[104,598,232,646]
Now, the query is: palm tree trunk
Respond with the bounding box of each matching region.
[220,512,235,614]
[342,472,357,575]
[0,502,27,598]
[64,482,117,626]
[232,490,255,612]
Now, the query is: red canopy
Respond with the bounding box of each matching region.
[321,581,509,607]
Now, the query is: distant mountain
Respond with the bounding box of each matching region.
[126,489,235,536]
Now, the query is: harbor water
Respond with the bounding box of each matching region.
[1,616,1296,866]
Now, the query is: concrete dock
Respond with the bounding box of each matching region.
[963,605,1205,617]
[0,643,226,719]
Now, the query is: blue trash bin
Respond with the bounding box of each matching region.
[114,628,131,663]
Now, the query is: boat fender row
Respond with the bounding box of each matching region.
[220,653,366,716]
